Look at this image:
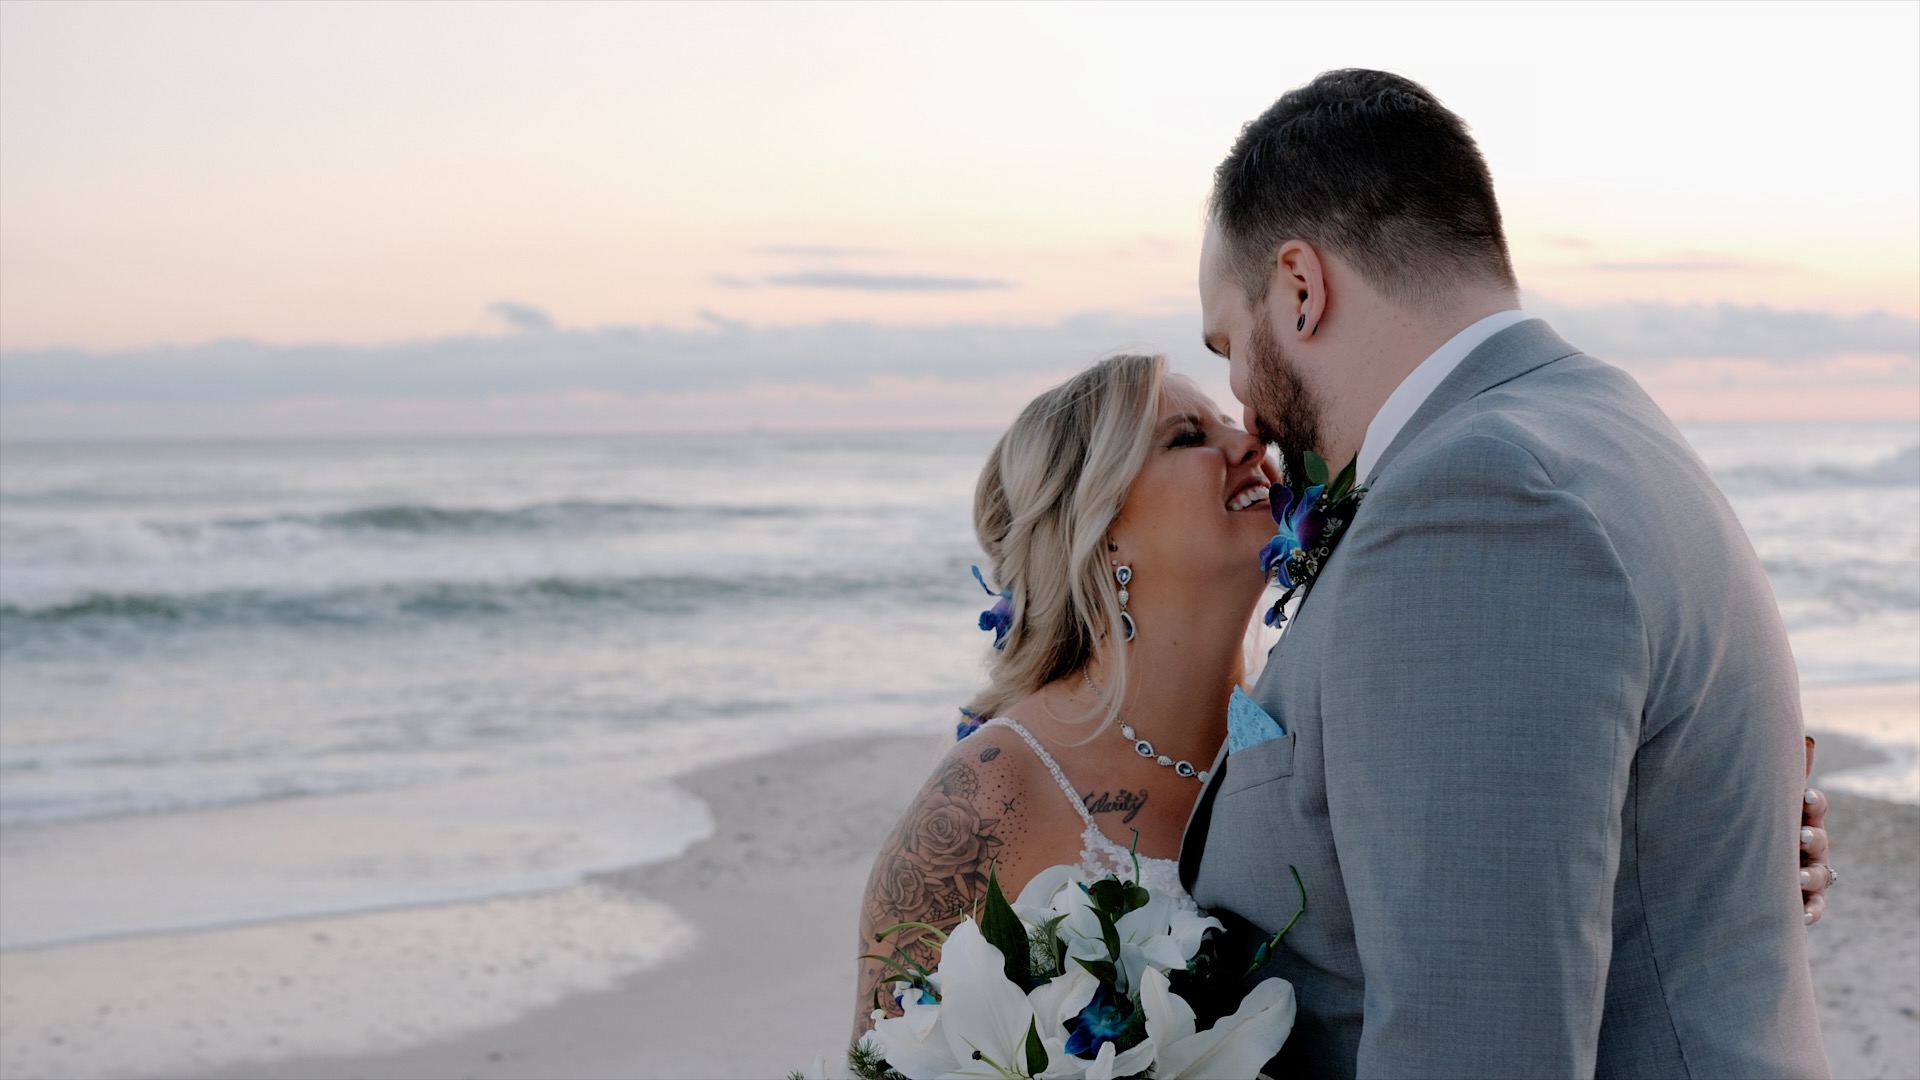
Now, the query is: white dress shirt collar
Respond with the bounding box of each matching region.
[1354,308,1530,483]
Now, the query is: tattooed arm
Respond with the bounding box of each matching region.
[850,731,1077,1041]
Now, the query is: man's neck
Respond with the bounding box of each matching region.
[1314,287,1520,468]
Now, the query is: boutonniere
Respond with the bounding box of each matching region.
[1259,451,1368,627]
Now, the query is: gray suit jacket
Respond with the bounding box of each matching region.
[1182,320,1827,1078]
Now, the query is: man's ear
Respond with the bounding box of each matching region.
[1272,240,1327,337]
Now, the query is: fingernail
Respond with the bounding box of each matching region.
[1805,789,1819,804]
[1802,828,1815,846]
[1806,909,1815,925]
[1800,869,1812,888]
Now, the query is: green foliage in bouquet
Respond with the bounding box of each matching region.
[835,849,1307,1079]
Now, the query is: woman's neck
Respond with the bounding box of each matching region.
[1091,596,1249,768]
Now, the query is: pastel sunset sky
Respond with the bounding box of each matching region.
[2,0,1915,438]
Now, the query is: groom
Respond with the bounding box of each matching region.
[1180,71,1828,1077]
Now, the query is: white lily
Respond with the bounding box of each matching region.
[1163,903,1225,966]
[1083,1030,1159,1079]
[1112,892,1222,993]
[1026,966,1098,1044]
[870,986,959,1079]
[938,920,1045,1078]
[1020,967,1133,1080]
[1139,966,1296,1079]
[1011,863,1082,921]
[1017,868,1224,994]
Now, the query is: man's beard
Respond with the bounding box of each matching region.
[1245,315,1324,475]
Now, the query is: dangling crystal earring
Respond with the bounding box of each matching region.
[1114,563,1136,642]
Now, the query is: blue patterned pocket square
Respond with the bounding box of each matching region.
[1227,687,1286,753]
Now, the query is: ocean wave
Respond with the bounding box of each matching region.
[1763,556,1920,616]
[1717,443,1920,492]
[195,497,801,536]
[0,568,953,646]
[3,497,809,566]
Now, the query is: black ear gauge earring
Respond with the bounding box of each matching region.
[1296,314,1306,332]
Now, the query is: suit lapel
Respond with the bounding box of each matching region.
[1366,319,1584,485]
[1179,739,1231,892]
[1185,320,1583,896]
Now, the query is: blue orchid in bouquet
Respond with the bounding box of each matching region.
[848,855,1303,1079]
[1260,452,1367,628]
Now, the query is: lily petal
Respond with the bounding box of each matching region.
[1151,971,1297,1079]
[1028,968,1099,1042]
[871,1005,959,1079]
[1139,966,1198,1050]
[935,922,1038,1075]
[1081,1041,1118,1080]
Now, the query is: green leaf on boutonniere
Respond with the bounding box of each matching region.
[979,862,1032,990]
[1326,454,1359,504]
[1302,450,1331,487]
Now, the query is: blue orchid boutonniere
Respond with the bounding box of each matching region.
[1259,452,1367,627]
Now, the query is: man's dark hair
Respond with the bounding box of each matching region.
[1210,69,1517,307]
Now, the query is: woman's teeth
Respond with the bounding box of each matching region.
[1228,486,1270,511]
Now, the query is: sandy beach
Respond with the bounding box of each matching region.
[1,684,1914,1080]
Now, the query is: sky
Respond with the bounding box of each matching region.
[1,0,1916,439]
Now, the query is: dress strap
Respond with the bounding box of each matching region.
[981,718,1097,829]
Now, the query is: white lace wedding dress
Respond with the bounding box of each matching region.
[979,716,1198,911]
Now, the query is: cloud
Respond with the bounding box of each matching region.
[485,300,557,333]
[0,311,1187,406]
[743,271,1015,292]
[1523,296,1919,364]
[696,309,751,334]
[751,245,891,258]
[2,299,1911,429]
[1582,259,1792,274]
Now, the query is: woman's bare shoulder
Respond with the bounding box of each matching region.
[850,724,1082,1032]
[864,727,1048,922]
[861,721,1099,929]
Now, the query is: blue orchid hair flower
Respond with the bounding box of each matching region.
[971,565,1014,650]
[955,706,988,741]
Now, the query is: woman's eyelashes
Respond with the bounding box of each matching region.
[1167,424,1208,449]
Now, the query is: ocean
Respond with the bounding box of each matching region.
[1,422,1915,951]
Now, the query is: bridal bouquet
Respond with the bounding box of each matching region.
[847,862,1298,1079]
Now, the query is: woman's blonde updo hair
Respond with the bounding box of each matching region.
[966,353,1167,729]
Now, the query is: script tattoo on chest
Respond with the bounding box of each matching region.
[1082,788,1149,824]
